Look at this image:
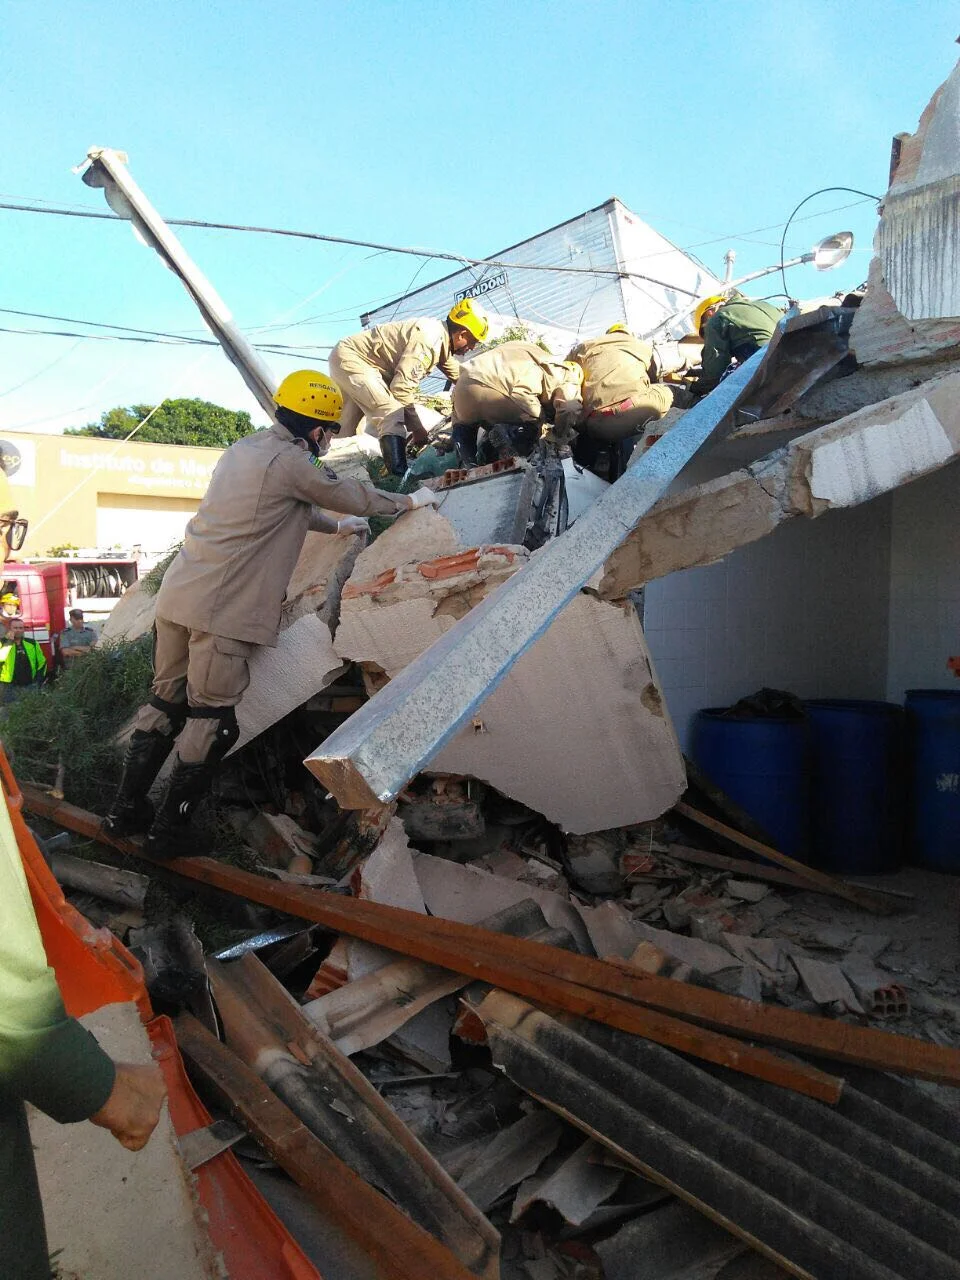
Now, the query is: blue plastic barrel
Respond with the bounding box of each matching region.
[905,690,960,871]
[805,699,905,874]
[691,710,809,859]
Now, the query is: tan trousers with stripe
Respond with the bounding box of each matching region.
[134,617,254,761]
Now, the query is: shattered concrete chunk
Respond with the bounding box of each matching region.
[599,371,960,601]
[563,830,626,896]
[457,1111,564,1213]
[336,526,684,832]
[510,1140,623,1226]
[631,922,741,976]
[791,954,864,1015]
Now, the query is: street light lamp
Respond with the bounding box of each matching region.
[644,231,855,340]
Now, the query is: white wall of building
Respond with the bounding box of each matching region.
[96,493,199,554]
[886,459,960,702]
[643,497,894,752]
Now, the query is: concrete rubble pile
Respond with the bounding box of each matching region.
[24,59,960,1280]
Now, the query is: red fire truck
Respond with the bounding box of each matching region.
[0,557,139,665]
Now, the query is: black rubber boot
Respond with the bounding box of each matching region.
[143,757,213,860]
[144,707,240,859]
[379,434,407,477]
[572,432,601,472]
[451,423,479,468]
[104,729,177,838]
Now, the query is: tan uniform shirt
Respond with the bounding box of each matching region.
[334,318,460,405]
[567,332,656,415]
[457,342,582,420]
[156,422,406,647]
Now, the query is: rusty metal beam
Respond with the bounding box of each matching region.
[18,785,840,1102]
[175,1012,481,1280]
[23,786,960,1093]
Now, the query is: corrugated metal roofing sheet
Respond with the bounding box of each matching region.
[474,989,960,1280]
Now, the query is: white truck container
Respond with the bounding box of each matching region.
[362,196,722,356]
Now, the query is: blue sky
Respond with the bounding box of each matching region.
[1,0,957,433]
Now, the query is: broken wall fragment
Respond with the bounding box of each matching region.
[334,530,685,833]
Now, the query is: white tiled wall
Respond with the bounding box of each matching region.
[643,495,894,751]
[886,460,960,702]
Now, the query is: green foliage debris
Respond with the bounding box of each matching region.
[1,637,154,812]
[140,544,181,595]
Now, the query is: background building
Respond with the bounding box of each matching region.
[0,431,223,557]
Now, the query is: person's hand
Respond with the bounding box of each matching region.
[336,515,370,535]
[90,1061,167,1152]
[406,487,441,510]
[403,404,430,449]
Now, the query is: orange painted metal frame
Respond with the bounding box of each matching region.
[1,747,320,1280]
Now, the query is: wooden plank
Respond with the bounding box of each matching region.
[665,843,911,904]
[23,786,960,1092]
[174,1013,481,1280]
[665,842,850,892]
[48,850,149,909]
[672,802,897,915]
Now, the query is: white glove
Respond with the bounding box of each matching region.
[407,487,441,510]
[336,515,370,535]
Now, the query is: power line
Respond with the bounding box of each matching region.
[0,198,704,296]
[0,340,83,399]
[0,321,331,359]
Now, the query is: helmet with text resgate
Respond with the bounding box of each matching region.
[447,298,490,343]
[274,370,343,423]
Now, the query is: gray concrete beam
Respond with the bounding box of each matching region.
[304,352,765,808]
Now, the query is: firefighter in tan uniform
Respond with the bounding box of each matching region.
[568,325,674,440]
[105,370,440,858]
[567,325,688,477]
[329,299,490,476]
[451,341,583,466]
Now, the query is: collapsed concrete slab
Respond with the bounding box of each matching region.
[335,540,685,834]
[598,370,960,600]
[876,58,960,325]
[228,530,363,752]
[100,577,159,643]
[305,354,766,811]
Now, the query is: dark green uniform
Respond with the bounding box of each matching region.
[695,294,783,393]
[0,793,116,1279]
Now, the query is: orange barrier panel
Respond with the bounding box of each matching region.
[1,746,321,1280]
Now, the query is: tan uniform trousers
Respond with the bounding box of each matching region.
[135,616,255,762]
[327,348,408,439]
[452,377,540,426]
[581,383,674,444]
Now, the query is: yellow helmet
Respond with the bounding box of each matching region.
[606,323,629,334]
[274,370,343,423]
[692,295,726,334]
[448,298,490,343]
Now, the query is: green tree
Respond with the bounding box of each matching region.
[485,321,550,352]
[66,398,256,447]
